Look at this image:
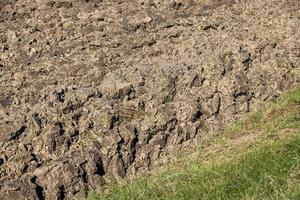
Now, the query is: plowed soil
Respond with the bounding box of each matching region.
[0,0,299,199]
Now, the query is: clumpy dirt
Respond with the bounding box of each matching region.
[0,0,299,199]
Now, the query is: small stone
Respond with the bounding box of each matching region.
[143,16,152,23]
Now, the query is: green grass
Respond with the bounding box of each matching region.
[87,86,300,200]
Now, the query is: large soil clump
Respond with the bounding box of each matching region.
[0,0,299,199]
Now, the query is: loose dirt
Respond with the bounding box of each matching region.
[0,0,299,199]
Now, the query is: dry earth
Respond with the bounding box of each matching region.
[0,0,299,199]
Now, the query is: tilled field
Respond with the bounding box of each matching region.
[0,0,299,199]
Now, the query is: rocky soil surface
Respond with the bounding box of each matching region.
[0,0,299,199]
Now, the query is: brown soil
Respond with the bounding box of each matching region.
[0,0,299,199]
